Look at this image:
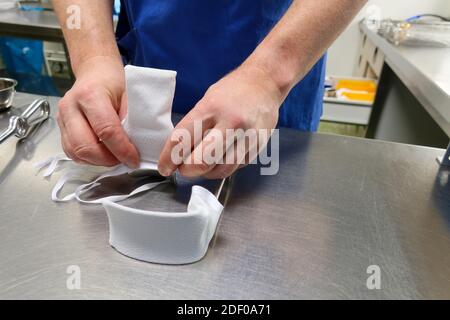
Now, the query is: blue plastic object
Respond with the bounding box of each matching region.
[0,37,44,74]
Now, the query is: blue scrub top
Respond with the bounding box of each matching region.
[116,0,326,131]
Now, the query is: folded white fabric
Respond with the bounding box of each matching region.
[35,65,224,265]
[123,65,176,171]
[104,185,223,264]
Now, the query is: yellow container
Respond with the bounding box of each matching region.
[336,79,377,93]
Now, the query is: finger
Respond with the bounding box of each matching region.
[56,111,84,163]
[78,92,139,168]
[203,136,248,179]
[59,98,120,167]
[179,123,236,177]
[158,107,215,176]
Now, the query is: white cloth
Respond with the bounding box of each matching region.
[104,185,223,265]
[35,65,224,265]
[123,65,176,171]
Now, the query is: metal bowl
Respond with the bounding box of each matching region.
[0,78,18,111]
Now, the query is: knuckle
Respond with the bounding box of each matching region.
[202,94,217,109]
[95,123,120,142]
[199,94,220,113]
[73,143,95,160]
[75,82,95,100]
[228,114,247,128]
[57,98,70,113]
[73,84,101,109]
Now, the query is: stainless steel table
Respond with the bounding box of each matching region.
[1,93,450,299]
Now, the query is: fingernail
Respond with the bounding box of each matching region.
[127,160,139,169]
[159,166,173,177]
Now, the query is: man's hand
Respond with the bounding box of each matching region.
[57,56,139,168]
[53,1,139,168]
[158,65,282,179]
[159,0,367,179]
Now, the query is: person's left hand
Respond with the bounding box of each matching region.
[158,64,283,179]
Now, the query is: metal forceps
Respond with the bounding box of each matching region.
[0,98,50,144]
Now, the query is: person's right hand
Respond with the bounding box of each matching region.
[56,56,140,168]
